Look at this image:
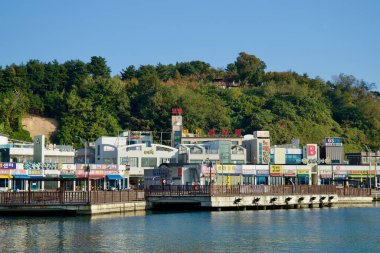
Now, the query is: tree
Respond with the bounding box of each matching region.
[87,56,111,78]
[235,52,266,86]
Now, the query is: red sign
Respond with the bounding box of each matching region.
[222,129,228,136]
[171,107,183,115]
[235,129,241,136]
[208,129,216,135]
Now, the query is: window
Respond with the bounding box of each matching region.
[128,157,139,167]
[0,179,8,188]
[104,146,115,151]
[141,157,157,167]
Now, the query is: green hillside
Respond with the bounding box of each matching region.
[0,53,379,152]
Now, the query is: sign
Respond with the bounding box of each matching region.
[12,169,27,175]
[23,162,59,170]
[216,164,238,174]
[297,170,310,175]
[242,165,255,175]
[28,169,43,176]
[0,169,11,175]
[262,140,270,164]
[201,165,216,176]
[306,144,318,160]
[254,131,270,138]
[270,165,283,176]
[256,170,269,175]
[0,162,16,169]
[323,137,343,147]
[283,169,296,177]
[144,150,154,155]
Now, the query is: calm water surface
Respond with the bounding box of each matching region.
[1,204,380,253]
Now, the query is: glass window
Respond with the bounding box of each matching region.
[0,179,8,188]
[257,176,267,185]
[141,157,157,167]
[243,175,253,185]
[128,157,139,167]
[297,175,309,185]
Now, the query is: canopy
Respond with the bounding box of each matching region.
[106,175,123,180]
[60,174,76,179]
[0,175,13,179]
[13,174,30,179]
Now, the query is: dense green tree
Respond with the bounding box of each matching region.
[235,52,266,86]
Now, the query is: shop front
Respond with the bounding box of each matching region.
[216,164,242,186]
[256,169,269,185]
[28,169,44,191]
[270,165,283,186]
[297,169,310,185]
[242,165,255,185]
[44,170,60,190]
[318,166,333,185]
[283,167,297,186]
[88,165,105,191]
[0,169,13,191]
[75,165,89,191]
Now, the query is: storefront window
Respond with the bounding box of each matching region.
[0,179,8,188]
[243,175,253,185]
[257,176,267,185]
[297,175,309,185]
[141,157,157,167]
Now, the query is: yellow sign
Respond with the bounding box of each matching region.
[143,150,154,155]
[195,128,203,135]
[270,165,283,176]
[297,170,310,175]
[182,129,189,135]
[216,164,235,174]
[227,176,230,186]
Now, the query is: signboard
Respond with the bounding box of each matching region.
[0,162,16,169]
[262,140,270,164]
[256,170,269,175]
[201,165,216,176]
[216,164,238,174]
[242,165,255,175]
[297,170,310,175]
[323,137,343,147]
[283,169,296,177]
[270,165,283,176]
[12,169,27,175]
[254,131,270,138]
[306,144,318,160]
[0,169,11,175]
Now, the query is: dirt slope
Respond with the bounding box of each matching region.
[22,115,59,141]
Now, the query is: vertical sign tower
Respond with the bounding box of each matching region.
[171,108,183,147]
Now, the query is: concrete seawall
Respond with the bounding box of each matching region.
[0,195,374,215]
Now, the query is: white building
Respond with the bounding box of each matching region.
[95,136,177,188]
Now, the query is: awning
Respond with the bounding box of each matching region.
[13,175,30,179]
[29,176,45,180]
[60,175,76,179]
[106,175,123,180]
[349,175,375,179]
[0,175,12,179]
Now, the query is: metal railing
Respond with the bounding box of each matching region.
[146,185,372,197]
[0,190,145,206]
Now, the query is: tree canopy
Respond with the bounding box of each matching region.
[0,53,378,152]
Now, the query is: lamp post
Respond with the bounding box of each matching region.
[364,145,372,189]
[76,136,88,191]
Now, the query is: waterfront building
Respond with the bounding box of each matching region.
[0,134,75,164]
[95,134,177,188]
[242,131,271,165]
[320,137,344,164]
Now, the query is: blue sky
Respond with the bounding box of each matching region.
[1,0,379,90]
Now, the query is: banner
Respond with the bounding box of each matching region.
[0,162,16,169]
[270,165,283,176]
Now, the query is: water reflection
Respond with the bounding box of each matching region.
[1,206,380,252]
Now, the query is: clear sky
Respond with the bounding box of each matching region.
[1,0,379,90]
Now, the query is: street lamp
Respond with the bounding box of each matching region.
[364,145,372,188]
